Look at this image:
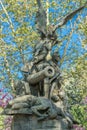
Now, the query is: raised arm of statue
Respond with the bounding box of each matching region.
[36,0,47,38]
[53,2,87,32]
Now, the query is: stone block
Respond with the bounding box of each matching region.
[11,114,74,130]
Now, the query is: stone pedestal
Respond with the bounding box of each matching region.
[11,114,74,130]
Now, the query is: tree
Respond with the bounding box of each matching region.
[0,0,87,89]
[62,19,87,127]
[0,0,87,129]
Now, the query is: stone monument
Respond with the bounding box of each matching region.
[3,0,87,129]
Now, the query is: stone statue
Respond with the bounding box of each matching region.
[3,0,87,130]
[13,80,31,96]
[5,95,73,126]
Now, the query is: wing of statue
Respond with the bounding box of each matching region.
[36,0,47,37]
[53,2,87,32]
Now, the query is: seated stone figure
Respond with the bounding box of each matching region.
[14,80,31,97]
[21,61,56,97]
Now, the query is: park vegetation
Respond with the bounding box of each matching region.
[0,0,87,129]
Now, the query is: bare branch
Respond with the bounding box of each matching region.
[0,38,14,89]
[53,2,87,32]
[60,21,74,66]
[46,0,50,25]
[0,0,15,33]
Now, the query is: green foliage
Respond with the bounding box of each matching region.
[63,54,87,128]
[79,17,87,48]
[69,17,87,129]
[64,54,87,100]
[0,108,5,130]
[0,0,87,129]
[71,104,87,128]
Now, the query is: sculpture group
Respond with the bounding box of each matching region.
[4,32,74,129]
[3,1,87,129]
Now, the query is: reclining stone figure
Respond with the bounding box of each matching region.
[5,95,73,127]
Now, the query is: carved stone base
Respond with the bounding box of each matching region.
[11,114,74,130]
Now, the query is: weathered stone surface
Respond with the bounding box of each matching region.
[3,108,32,115]
[11,115,74,130]
[4,95,73,127]
[27,66,55,84]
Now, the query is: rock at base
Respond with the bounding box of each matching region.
[11,114,74,130]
